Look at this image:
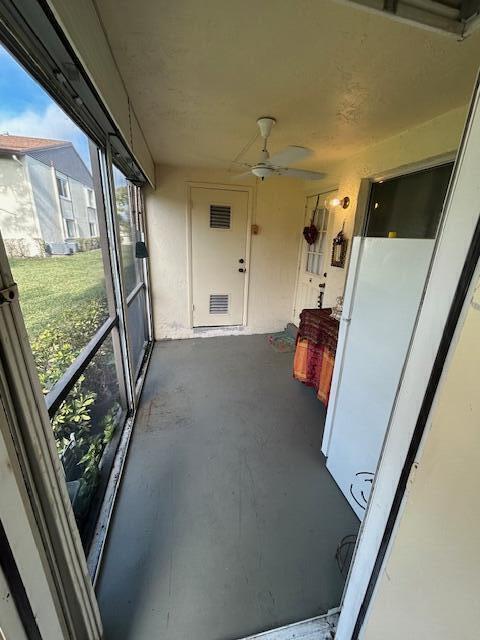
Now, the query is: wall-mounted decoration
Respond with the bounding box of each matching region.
[331,223,348,268]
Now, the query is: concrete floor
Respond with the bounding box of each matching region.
[96,335,359,640]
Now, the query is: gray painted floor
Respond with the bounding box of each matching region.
[96,335,359,640]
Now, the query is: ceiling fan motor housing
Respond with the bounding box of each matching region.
[252,165,274,179]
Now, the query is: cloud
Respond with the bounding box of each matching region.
[0,102,90,164]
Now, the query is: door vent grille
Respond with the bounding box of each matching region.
[210,205,231,229]
[209,294,229,314]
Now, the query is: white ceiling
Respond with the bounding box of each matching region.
[94,0,480,173]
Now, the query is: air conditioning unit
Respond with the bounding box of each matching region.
[48,242,75,255]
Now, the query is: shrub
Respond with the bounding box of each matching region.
[31,296,119,525]
[4,237,46,258]
[71,236,101,252]
[31,298,109,392]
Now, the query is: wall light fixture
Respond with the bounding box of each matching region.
[329,196,350,209]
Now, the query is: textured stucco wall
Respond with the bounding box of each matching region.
[362,273,480,640]
[145,166,305,339]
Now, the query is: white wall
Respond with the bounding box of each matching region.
[146,165,305,339]
[27,158,63,244]
[0,156,43,256]
[306,105,467,308]
[362,272,480,640]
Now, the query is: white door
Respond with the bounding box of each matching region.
[323,237,435,519]
[191,187,249,327]
[293,192,335,324]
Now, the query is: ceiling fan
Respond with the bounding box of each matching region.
[232,117,325,181]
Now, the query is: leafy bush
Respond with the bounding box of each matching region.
[31,298,108,393]
[71,236,101,252]
[4,237,46,258]
[31,297,119,525]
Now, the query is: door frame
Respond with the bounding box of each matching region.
[186,181,254,330]
[292,188,338,323]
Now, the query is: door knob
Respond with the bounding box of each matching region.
[239,268,245,273]
[239,258,245,263]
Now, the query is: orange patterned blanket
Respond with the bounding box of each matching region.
[293,309,339,407]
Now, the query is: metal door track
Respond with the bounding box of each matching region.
[236,609,339,640]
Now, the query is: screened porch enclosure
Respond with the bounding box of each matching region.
[0,43,153,551]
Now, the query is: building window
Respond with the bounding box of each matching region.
[65,219,76,237]
[89,222,97,237]
[86,188,95,208]
[57,175,70,199]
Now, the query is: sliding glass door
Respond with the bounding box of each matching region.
[112,166,151,389]
[0,44,151,549]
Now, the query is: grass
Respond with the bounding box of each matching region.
[10,250,107,338]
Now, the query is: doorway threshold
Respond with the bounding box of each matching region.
[192,324,246,337]
[237,609,339,640]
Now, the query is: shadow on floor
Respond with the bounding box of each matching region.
[96,334,359,640]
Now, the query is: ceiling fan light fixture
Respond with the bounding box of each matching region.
[252,165,274,179]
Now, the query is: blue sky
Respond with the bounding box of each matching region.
[0,45,91,167]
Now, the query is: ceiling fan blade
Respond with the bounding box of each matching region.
[229,170,253,181]
[230,160,253,169]
[275,167,326,181]
[269,146,313,167]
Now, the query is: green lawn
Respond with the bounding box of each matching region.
[10,250,108,338]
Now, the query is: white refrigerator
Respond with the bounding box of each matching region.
[322,236,435,519]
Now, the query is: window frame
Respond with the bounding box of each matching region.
[111,165,153,389]
[305,204,329,276]
[56,174,70,200]
[64,218,76,238]
[85,187,95,208]
[0,1,153,634]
